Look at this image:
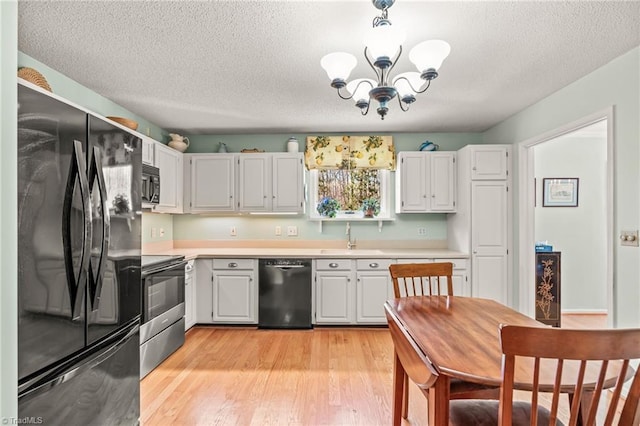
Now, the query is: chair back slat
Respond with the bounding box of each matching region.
[568,360,587,426]
[499,325,640,426]
[389,262,454,298]
[530,357,540,426]
[585,360,608,425]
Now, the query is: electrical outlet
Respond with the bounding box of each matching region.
[287,226,298,236]
[151,227,157,238]
[159,228,165,237]
[418,227,427,236]
[275,226,282,236]
[230,226,237,236]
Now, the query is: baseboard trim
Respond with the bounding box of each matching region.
[561,309,608,315]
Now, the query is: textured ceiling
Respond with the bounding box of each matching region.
[18,0,640,135]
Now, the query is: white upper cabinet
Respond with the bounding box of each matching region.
[470,145,509,180]
[189,154,236,212]
[238,153,304,213]
[153,142,183,213]
[272,153,304,213]
[141,136,155,165]
[238,154,271,211]
[396,151,456,213]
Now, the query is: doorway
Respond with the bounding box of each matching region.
[517,108,614,326]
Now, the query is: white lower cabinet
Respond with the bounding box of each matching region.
[212,259,257,324]
[314,259,355,324]
[195,259,214,324]
[355,259,394,324]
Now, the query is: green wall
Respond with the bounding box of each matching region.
[155,133,482,245]
[1,1,18,419]
[484,47,640,327]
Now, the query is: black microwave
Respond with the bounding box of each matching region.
[142,164,160,205]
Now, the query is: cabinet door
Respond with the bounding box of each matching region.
[356,272,392,324]
[397,152,428,212]
[190,155,235,212]
[315,272,354,324]
[470,145,509,180]
[212,270,256,323]
[430,152,456,212]
[195,259,213,324]
[471,181,508,303]
[154,143,183,213]
[238,154,271,211]
[272,153,304,212]
[141,136,155,165]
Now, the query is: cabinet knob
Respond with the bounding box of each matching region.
[369,263,379,268]
[431,194,435,198]
[329,263,338,268]
[423,195,427,198]
[228,262,238,268]
[473,250,477,254]
[472,166,477,171]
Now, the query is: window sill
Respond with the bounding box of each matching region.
[309,215,395,232]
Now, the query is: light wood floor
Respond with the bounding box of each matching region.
[141,314,610,425]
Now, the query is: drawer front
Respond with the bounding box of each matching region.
[434,258,468,270]
[212,258,255,270]
[355,259,393,271]
[316,259,352,271]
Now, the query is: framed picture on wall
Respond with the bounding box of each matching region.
[542,178,579,207]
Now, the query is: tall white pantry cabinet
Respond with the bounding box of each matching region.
[447,145,512,306]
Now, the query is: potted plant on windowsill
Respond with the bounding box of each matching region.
[317,197,340,218]
[361,198,380,218]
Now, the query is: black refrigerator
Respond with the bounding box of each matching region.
[18,83,142,425]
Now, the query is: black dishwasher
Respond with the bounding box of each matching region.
[258,259,312,329]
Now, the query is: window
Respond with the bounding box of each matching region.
[309,169,390,219]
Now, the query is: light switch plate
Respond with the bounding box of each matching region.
[620,230,638,247]
[287,226,298,236]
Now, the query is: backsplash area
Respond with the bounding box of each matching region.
[143,212,449,248]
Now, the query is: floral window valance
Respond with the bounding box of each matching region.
[305,136,395,170]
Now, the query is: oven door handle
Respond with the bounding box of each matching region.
[142,260,187,277]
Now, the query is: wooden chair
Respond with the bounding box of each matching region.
[449,325,640,426]
[388,262,500,420]
[389,262,454,297]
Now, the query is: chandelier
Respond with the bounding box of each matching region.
[320,0,450,120]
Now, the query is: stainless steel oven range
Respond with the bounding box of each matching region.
[140,255,187,378]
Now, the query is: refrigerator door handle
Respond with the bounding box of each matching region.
[88,146,110,310]
[18,323,139,399]
[62,140,92,320]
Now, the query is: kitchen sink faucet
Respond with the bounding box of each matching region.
[346,222,356,250]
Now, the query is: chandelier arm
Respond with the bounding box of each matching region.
[363,47,383,82]
[385,44,402,80]
[397,94,410,112]
[414,79,432,94]
[336,86,355,101]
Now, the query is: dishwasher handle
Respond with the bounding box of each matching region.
[264,264,307,270]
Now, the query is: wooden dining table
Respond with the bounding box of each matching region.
[384,296,630,426]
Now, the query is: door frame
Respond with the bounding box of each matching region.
[517,107,615,324]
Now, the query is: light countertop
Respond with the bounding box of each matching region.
[143,247,468,261]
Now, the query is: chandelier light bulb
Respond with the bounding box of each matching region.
[320,52,358,82]
[363,24,406,63]
[409,40,451,74]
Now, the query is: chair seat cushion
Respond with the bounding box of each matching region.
[449,399,565,426]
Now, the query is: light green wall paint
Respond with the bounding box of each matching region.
[535,136,607,311]
[142,212,175,244]
[1,1,18,419]
[18,52,168,143]
[170,133,481,243]
[484,47,640,327]
[185,132,481,154]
